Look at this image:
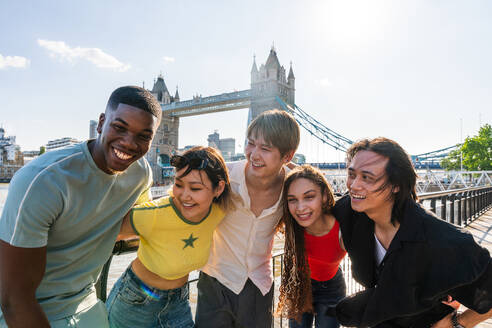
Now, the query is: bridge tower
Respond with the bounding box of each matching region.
[146,75,180,183]
[249,47,295,124]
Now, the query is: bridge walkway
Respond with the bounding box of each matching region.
[463,207,492,327]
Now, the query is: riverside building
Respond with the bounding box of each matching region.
[0,127,23,182]
[45,137,81,152]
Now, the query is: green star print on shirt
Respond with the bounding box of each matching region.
[182,233,198,249]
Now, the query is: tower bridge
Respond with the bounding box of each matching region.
[146,47,298,182]
[145,47,456,183]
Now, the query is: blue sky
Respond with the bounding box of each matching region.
[1,0,491,162]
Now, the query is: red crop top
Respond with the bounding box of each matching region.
[304,220,346,281]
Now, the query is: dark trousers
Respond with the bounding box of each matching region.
[194,272,274,328]
[289,269,346,328]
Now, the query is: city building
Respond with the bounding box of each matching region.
[207,131,235,161]
[22,150,41,165]
[46,137,81,152]
[89,120,98,139]
[0,127,24,181]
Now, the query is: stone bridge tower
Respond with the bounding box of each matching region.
[146,74,180,183]
[249,47,295,124]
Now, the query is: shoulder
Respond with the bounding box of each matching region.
[405,202,490,269]
[412,202,474,245]
[10,145,85,194]
[332,195,353,224]
[211,202,225,220]
[134,195,172,210]
[226,160,246,177]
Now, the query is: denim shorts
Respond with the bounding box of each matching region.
[106,265,193,328]
[289,268,347,328]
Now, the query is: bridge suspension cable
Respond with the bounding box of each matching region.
[275,96,353,151]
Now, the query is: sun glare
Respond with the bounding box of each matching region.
[313,1,394,45]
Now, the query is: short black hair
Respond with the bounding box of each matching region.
[346,137,417,223]
[106,86,162,120]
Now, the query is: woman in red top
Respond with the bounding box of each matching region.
[277,165,347,328]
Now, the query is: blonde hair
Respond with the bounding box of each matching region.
[247,109,300,156]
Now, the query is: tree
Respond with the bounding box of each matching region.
[442,124,492,171]
[39,146,46,155]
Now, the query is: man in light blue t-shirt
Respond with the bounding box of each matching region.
[0,86,162,328]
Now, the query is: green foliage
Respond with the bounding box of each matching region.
[39,146,46,155]
[442,124,492,171]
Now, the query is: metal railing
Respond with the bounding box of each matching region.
[418,186,492,227]
[96,185,492,327]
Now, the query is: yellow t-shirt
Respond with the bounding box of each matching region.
[130,196,224,280]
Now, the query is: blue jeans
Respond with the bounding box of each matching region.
[289,269,346,328]
[106,265,193,328]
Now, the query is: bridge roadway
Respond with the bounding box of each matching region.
[465,208,492,327]
[104,207,492,327]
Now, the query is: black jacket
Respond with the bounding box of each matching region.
[332,195,492,327]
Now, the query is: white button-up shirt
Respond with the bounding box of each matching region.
[202,160,288,295]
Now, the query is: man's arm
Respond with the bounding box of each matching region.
[116,211,137,240]
[431,308,492,328]
[0,240,50,327]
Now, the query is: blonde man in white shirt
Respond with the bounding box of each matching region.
[195,109,300,328]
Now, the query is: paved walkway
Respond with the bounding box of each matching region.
[466,208,492,253]
[464,207,492,327]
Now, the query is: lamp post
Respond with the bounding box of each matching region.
[460,118,463,171]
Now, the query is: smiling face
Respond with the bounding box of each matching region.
[346,150,395,221]
[244,133,291,180]
[286,178,327,229]
[91,103,159,174]
[172,167,224,222]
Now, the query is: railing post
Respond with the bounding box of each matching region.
[480,190,484,214]
[457,193,462,226]
[449,195,455,225]
[430,198,436,214]
[441,196,447,222]
[472,190,478,218]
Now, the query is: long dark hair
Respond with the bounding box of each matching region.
[346,137,417,223]
[276,165,335,321]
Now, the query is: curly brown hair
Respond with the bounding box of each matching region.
[276,165,335,322]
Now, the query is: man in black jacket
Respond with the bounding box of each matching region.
[332,137,492,327]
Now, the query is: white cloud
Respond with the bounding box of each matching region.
[37,39,131,72]
[0,54,30,69]
[163,56,175,63]
[315,78,334,87]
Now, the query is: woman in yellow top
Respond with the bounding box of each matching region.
[106,146,234,328]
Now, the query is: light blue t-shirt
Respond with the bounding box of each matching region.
[0,141,152,321]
